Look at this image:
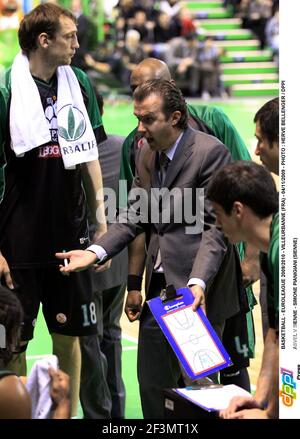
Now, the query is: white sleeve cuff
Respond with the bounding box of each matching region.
[187,278,206,291]
[87,244,108,262]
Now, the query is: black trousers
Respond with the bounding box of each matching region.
[137,273,182,419]
[80,282,127,418]
[137,274,230,418]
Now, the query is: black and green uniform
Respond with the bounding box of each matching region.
[0,67,106,339]
[260,212,279,331]
[0,87,7,202]
[0,66,105,266]
[0,370,16,380]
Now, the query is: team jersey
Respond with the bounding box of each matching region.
[0,67,106,268]
[0,370,16,379]
[260,213,279,330]
[0,87,7,202]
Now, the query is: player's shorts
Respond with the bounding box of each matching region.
[221,309,255,374]
[11,266,99,341]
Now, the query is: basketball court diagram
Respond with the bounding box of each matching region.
[163,306,225,374]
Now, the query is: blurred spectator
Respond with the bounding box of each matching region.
[265,7,279,65]
[160,0,183,18]
[103,0,119,18]
[178,6,197,37]
[153,11,181,43]
[138,0,158,21]
[0,0,21,68]
[116,0,139,24]
[152,11,181,60]
[85,25,147,92]
[131,8,153,42]
[70,0,98,71]
[198,36,222,99]
[246,0,272,49]
[0,0,20,30]
[271,0,279,16]
[166,33,201,96]
[117,29,146,88]
[114,16,127,48]
[237,0,251,29]
[223,0,241,15]
[84,42,125,92]
[85,44,114,76]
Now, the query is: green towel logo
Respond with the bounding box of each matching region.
[58,105,86,141]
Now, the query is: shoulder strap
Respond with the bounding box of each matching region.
[0,369,16,379]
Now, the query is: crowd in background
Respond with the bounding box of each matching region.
[65,0,280,97]
[0,0,280,96]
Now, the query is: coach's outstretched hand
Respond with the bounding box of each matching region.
[56,250,97,274]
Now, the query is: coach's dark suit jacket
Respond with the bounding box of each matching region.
[98,127,246,324]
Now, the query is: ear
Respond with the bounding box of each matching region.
[171,110,181,126]
[232,201,244,219]
[38,32,50,49]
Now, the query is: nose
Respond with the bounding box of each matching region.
[73,35,80,49]
[254,142,260,157]
[137,120,146,133]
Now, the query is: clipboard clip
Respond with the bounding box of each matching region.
[160,284,180,303]
[186,384,224,390]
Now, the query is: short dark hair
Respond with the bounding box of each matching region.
[133,79,188,129]
[208,161,278,218]
[254,97,279,146]
[0,285,23,367]
[18,3,76,56]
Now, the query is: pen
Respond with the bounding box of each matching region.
[62,249,68,267]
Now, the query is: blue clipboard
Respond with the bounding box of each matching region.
[147,287,232,380]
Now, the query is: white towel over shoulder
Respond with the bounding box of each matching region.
[56,65,98,168]
[10,52,98,169]
[26,354,59,419]
[10,53,51,152]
